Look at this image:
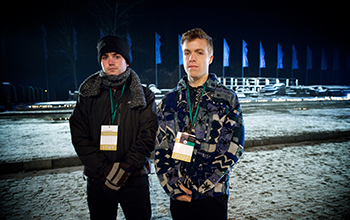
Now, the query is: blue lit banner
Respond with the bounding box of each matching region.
[178,35,183,65]
[126,31,132,63]
[292,44,298,69]
[347,52,350,72]
[100,29,105,39]
[155,32,161,64]
[242,40,248,67]
[277,43,283,69]
[307,46,312,70]
[333,48,339,71]
[223,38,230,67]
[260,42,266,68]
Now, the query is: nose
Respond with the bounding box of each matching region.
[189,54,196,62]
[108,58,115,65]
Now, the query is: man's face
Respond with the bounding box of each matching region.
[182,38,213,81]
[101,52,129,76]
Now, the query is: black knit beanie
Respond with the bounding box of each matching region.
[97,35,131,65]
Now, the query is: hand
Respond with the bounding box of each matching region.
[175,184,192,202]
[103,162,134,191]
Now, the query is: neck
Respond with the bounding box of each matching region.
[187,73,209,87]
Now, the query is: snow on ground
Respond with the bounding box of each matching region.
[0,100,349,219]
[0,100,350,163]
[1,141,349,219]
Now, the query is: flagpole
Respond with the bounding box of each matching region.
[305,46,308,85]
[276,43,278,78]
[179,64,181,81]
[320,47,322,85]
[305,52,307,86]
[222,50,225,79]
[259,66,261,78]
[259,42,260,78]
[155,55,158,88]
[178,35,182,81]
[320,47,327,85]
[259,42,261,78]
[41,25,50,100]
[320,55,322,85]
[291,45,293,80]
[155,33,158,88]
[242,40,244,83]
[44,57,49,100]
[305,46,309,85]
[259,47,261,78]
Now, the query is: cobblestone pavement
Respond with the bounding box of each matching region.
[1,141,349,219]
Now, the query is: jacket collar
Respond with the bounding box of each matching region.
[79,68,147,109]
[177,73,219,92]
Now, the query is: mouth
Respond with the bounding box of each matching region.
[108,68,117,71]
[188,65,198,69]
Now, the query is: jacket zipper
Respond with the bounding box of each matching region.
[117,103,122,126]
[114,89,123,126]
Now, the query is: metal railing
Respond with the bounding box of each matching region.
[217,77,299,92]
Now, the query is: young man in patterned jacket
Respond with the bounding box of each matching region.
[154,28,245,220]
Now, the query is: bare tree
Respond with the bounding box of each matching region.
[85,0,143,36]
[36,1,82,92]
[55,17,78,90]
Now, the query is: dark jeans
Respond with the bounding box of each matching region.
[87,175,151,220]
[170,194,228,220]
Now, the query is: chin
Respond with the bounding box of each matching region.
[189,72,206,80]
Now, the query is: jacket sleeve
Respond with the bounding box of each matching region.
[124,89,158,169]
[69,96,111,177]
[154,99,188,200]
[196,93,244,195]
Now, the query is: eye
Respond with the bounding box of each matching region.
[102,56,108,60]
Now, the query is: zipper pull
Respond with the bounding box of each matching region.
[116,103,122,125]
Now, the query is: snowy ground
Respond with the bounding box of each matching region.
[1,141,349,219]
[0,100,349,163]
[0,100,350,219]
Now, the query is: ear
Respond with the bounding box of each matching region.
[209,55,214,64]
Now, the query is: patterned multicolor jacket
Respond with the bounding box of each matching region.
[155,73,244,200]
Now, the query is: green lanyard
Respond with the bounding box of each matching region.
[109,84,126,124]
[186,81,207,131]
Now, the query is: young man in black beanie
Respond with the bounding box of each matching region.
[70,35,158,220]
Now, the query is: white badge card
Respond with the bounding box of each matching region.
[171,132,196,162]
[100,125,118,151]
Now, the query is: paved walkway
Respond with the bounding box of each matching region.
[1,140,349,219]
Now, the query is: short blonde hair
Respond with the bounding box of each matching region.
[181,28,213,56]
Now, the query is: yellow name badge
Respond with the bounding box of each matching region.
[171,132,195,163]
[100,125,118,151]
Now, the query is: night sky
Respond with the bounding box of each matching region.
[1,0,349,100]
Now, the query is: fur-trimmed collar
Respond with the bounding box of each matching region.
[79,68,147,109]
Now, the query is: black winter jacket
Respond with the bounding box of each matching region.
[70,70,158,179]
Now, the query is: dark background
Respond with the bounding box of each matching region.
[1,0,349,100]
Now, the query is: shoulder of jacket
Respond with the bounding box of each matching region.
[142,86,156,104]
[79,71,102,97]
[208,77,238,106]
